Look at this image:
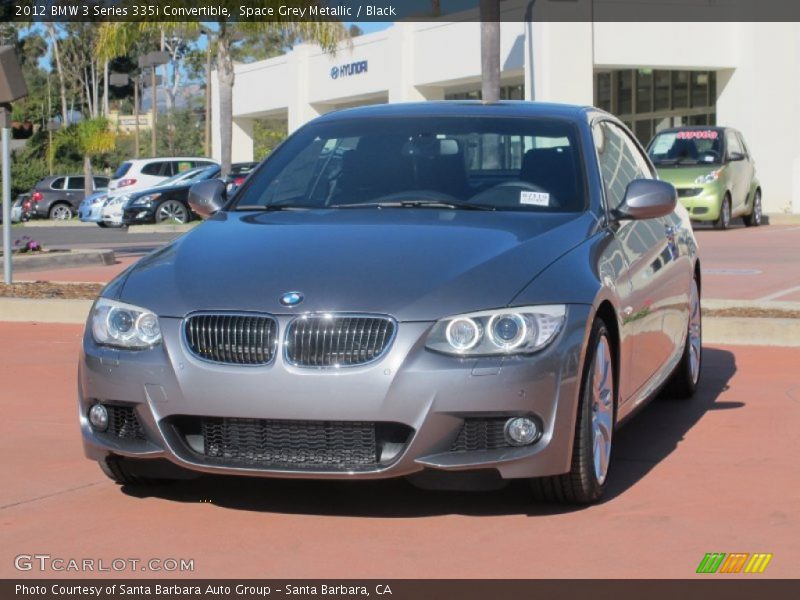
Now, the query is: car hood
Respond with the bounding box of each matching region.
[113,209,597,322]
[655,164,726,186]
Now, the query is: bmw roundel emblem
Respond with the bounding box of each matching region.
[280,291,304,307]
[330,66,339,80]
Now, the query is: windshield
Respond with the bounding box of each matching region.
[161,165,219,187]
[233,116,586,212]
[648,130,723,166]
[113,162,132,179]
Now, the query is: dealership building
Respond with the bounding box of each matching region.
[212,19,800,214]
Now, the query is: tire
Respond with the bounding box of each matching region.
[98,456,156,485]
[49,203,73,221]
[714,194,731,230]
[663,276,702,399]
[743,189,762,227]
[96,222,108,228]
[530,319,615,505]
[155,200,189,224]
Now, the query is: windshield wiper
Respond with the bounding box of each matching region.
[235,204,315,211]
[333,200,496,211]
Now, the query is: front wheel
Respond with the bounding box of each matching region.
[155,200,189,224]
[663,276,702,399]
[714,195,731,230]
[530,319,615,504]
[743,189,762,227]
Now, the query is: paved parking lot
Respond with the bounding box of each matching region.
[1,322,798,579]
[694,224,800,302]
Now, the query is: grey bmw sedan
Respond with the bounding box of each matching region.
[78,102,701,504]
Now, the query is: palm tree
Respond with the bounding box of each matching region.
[45,23,69,128]
[97,4,347,176]
[480,0,501,103]
[51,118,116,199]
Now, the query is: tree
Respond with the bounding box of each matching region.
[480,0,501,103]
[97,3,347,176]
[45,23,69,128]
[51,118,116,198]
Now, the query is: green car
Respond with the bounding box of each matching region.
[647,126,762,229]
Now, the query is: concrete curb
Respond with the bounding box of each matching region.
[127,223,196,234]
[0,298,92,323]
[1,249,115,273]
[1,297,799,347]
[704,317,800,347]
[20,220,94,227]
[765,213,800,225]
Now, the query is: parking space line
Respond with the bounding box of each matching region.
[758,283,800,301]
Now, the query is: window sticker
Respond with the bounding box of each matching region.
[520,191,550,206]
[651,133,677,154]
[676,130,718,140]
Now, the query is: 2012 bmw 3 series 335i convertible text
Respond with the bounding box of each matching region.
[78,102,701,504]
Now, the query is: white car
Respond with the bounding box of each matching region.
[108,157,218,197]
[101,195,128,227]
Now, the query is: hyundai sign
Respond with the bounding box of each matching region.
[331,60,368,80]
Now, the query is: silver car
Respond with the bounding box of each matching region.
[78,102,701,504]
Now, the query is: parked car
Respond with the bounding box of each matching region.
[78,191,109,226]
[79,102,700,505]
[108,157,218,197]
[225,161,258,192]
[30,175,110,220]
[100,195,127,228]
[0,194,28,223]
[122,165,223,225]
[647,126,761,229]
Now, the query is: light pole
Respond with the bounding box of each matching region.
[109,71,136,156]
[139,51,169,157]
[0,45,28,285]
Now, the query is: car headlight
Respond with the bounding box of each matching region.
[426,305,566,356]
[695,168,723,184]
[131,193,161,206]
[91,298,162,349]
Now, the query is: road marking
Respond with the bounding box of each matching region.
[758,283,800,301]
[703,268,762,275]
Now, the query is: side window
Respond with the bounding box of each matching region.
[726,132,744,158]
[51,177,66,190]
[593,121,651,211]
[141,162,164,176]
[93,177,109,189]
[66,177,85,190]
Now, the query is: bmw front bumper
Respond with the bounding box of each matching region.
[78,305,591,482]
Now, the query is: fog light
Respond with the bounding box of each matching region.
[88,403,109,432]
[504,417,539,446]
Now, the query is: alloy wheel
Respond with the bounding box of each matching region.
[51,205,72,220]
[591,336,614,485]
[753,192,762,225]
[688,279,702,385]
[157,201,188,224]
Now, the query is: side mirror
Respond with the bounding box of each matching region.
[727,152,745,162]
[614,179,677,221]
[188,179,226,220]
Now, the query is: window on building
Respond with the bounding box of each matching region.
[445,83,525,101]
[594,69,717,146]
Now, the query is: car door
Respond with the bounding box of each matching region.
[725,131,748,212]
[65,177,86,208]
[593,120,685,409]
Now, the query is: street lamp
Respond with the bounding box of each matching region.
[139,50,169,156]
[0,45,28,285]
[109,71,138,157]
